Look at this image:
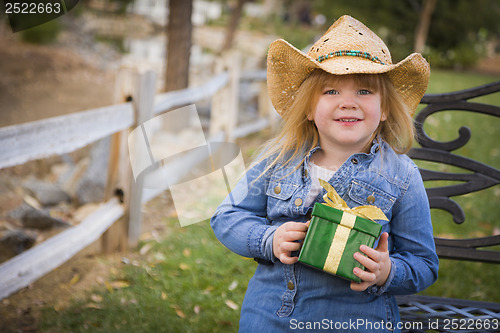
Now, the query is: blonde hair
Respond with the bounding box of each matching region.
[252,69,414,179]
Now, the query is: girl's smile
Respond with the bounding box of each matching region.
[335,117,362,124]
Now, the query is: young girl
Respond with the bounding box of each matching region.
[211,15,438,332]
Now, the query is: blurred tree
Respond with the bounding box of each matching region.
[221,0,248,52]
[165,0,193,92]
[425,0,500,68]
[282,0,312,25]
[414,0,436,53]
[115,0,135,15]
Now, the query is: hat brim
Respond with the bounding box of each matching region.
[267,39,430,116]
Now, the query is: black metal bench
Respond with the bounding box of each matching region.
[396,81,500,332]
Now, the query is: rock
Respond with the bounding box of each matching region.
[60,138,110,205]
[21,206,71,230]
[0,229,37,255]
[7,202,33,220]
[61,157,90,199]
[75,138,110,204]
[0,220,18,232]
[23,179,71,207]
[0,176,24,216]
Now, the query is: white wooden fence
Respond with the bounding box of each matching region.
[0,58,274,300]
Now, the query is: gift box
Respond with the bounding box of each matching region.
[298,179,386,283]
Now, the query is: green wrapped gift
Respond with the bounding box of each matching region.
[298,179,387,283]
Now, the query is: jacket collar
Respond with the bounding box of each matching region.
[304,138,382,166]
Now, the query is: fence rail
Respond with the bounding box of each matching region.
[0,103,134,170]
[0,61,270,300]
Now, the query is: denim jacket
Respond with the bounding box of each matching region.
[211,141,439,332]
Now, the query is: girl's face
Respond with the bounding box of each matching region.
[308,75,386,153]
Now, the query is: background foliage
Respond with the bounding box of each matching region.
[2,0,499,69]
[293,0,500,68]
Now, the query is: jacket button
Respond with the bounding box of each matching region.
[287,281,295,290]
[367,195,376,204]
[294,198,303,206]
[351,158,358,164]
[274,185,281,194]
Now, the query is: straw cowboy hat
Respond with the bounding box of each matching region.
[267,15,430,116]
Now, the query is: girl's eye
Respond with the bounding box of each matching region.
[324,89,339,95]
[358,89,371,95]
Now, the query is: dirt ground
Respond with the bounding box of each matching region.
[0,34,116,128]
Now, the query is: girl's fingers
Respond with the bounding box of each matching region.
[350,280,371,292]
[375,232,389,252]
[353,252,377,272]
[273,221,310,264]
[280,255,299,265]
[284,222,309,232]
[282,230,307,242]
[359,245,382,262]
[280,241,302,252]
[353,267,376,283]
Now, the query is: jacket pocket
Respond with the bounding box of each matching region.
[266,177,299,217]
[348,180,396,215]
[266,175,299,200]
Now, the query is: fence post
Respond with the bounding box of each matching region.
[102,67,157,252]
[210,50,240,141]
[102,67,135,253]
[258,78,279,130]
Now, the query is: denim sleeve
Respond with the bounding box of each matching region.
[210,159,276,261]
[370,165,439,296]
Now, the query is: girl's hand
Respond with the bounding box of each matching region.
[273,221,309,264]
[350,232,391,292]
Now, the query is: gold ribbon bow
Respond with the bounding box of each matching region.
[319,179,388,222]
[318,179,388,276]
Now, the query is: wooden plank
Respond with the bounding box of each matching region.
[101,130,130,253]
[0,103,134,170]
[102,67,136,253]
[0,198,124,300]
[153,72,228,115]
[209,53,240,140]
[226,51,241,141]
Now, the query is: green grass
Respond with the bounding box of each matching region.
[41,219,257,332]
[40,70,500,331]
